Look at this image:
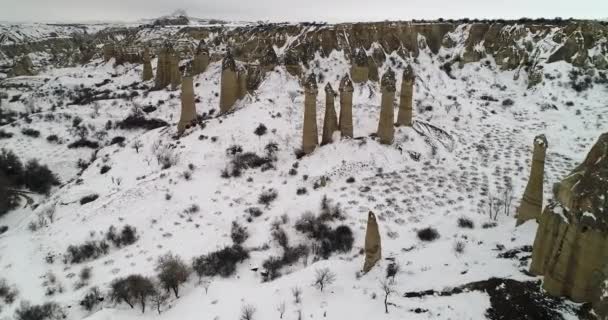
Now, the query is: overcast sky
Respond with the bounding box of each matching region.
[0,0,606,23]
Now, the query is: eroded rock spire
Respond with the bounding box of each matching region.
[516,135,548,226]
[396,64,415,126]
[302,73,319,154]
[339,75,354,138]
[321,83,338,145]
[377,68,396,145]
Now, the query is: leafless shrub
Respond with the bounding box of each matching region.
[240,304,256,320]
[313,268,336,292]
[277,301,286,319]
[292,286,302,304]
[380,280,395,314]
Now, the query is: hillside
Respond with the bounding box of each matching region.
[0,18,607,320]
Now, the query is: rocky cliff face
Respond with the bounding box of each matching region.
[1,20,607,81]
[530,132,608,318]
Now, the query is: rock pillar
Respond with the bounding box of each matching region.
[396,64,415,126]
[192,40,210,75]
[178,69,196,135]
[302,73,319,155]
[155,43,173,89]
[351,48,369,83]
[142,48,153,81]
[339,75,354,138]
[169,53,181,91]
[363,211,382,273]
[219,51,239,114]
[529,132,608,305]
[321,83,338,145]
[516,135,548,226]
[103,44,115,62]
[377,68,396,145]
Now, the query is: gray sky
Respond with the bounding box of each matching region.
[0,0,606,23]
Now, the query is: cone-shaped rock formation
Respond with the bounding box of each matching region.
[377,68,396,145]
[516,135,548,226]
[142,48,153,81]
[178,67,197,135]
[220,50,238,114]
[530,132,608,310]
[363,211,382,273]
[339,75,354,138]
[302,73,319,155]
[192,40,210,75]
[351,48,369,83]
[321,83,338,145]
[397,64,415,126]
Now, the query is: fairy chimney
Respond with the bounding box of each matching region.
[516,135,548,226]
[363,211,382,273]
[103,44,115,62]
[339,75,354,138]
[321,83,339,145]
[396,64,415,126]
[155,42,173,89]
[261,46,279,73]
[169,53,181,91]
[284,48,301,77]
[178,67,197,135]
[529,132,608,306]
[377,68,396,145]
[219,50,239,114]
[142,48,153,81]
[302,73,319,155]
[351,48,369,83]
[192,40,210,74]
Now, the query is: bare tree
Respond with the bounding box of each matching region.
[291,287,302,304]
[240,304,256,320]
[487,190,504,221]
[156,253,190,298]
[276,301,286,319]
[313,268,336,292]
[380,280,395,314]
[132,140,143,153]
[501,184,514,217]
[150,286,169,315]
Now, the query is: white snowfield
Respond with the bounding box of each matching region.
[0,22,607,320]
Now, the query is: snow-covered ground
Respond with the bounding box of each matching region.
[0,27,607,320]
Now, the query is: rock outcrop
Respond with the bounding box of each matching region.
[396,64,415,126]
[9,55,35,77]
[261,46,278,73]
[192,40,210,74]
[351,48,369,83]
[155,43,173,89]
[363,211,382,273]
[103,44,115,62]
[169,53,181,90]
[516,135,548,226]
[142,47,153,81]
[321,83,338,145]
[529,132,608,311]
[237,67,248,99]
[284,48,302,77]
[377,68,396,145]
[178,68,197,135]
[338,75,354,138]
[302,73,319,155]
[219,51,238,114]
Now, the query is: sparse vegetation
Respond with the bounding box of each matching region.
[457,217,474,229]
[258,189,278,207]
[156,253,190,298]
[14,301,64,320]
[313,268,336,292]
[417,227,440,242]
[192,245,249,278]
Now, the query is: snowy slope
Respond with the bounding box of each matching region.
[0,24,607,320]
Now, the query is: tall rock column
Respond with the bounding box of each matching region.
[396,64,415,126]
[321,83,338,145]
[377,68,396,145]
[302,73,319,155]
[142,48,153,81]
[219,51,238,114]
[178,67,197,135]
[516,135,548,226]
[192,40,210,75]
[363,211,382,273]
[351,48,369,83]
[155,43,173,89]
[339,75,354,138]
[169,53,181,91]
